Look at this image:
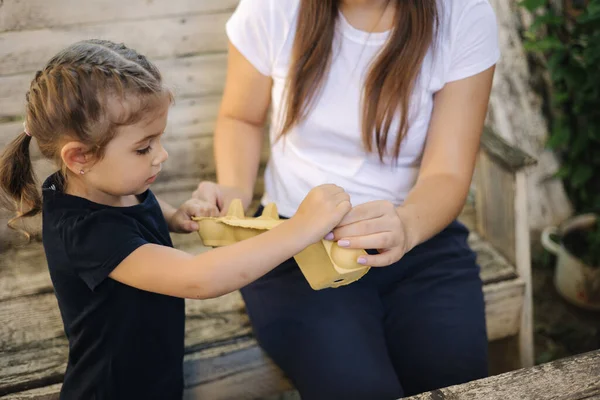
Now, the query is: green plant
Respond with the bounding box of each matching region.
[520,0,600,267]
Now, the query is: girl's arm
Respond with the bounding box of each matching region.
[109,185,351,299]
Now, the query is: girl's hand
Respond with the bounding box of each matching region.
[168,198,219,233]
[291,184,352,244]
[192,181,252,216]
[330,200,412,267]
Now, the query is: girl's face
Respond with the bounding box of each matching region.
[77,96,170,206]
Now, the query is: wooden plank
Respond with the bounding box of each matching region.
[1,275,527,399]
[475,151,518,265]
[0,274,525,396]
[0,243,50,301]
[0,0,238,32]
[0,121,23,144]
[0,338,68,397]
[468,232,517,285]
[515,171,534,368]
[0,12,231,76]
[0,74,29,117]
[0,54,227,118]
[0,293,64,349]
[480,127,537,172]
[0,94,222,152]
[1,338,290,400]
[162,54,227,99]
[406,349,600,400]
[0,287,248,351]
[184,344,292,400]
[483,279,525,341]
[0,291,252,395]
[1,384,61,400]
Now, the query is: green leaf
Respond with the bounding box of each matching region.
[519,0,548,11]
[524,36,564,52]
[531,13,564,31]
[571,132,589,157]
[555,165,571,179]
[572,165,594,188]
[551,91,570,106]
[547,124,570,149]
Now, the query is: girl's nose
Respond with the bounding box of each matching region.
[153,143,169,166]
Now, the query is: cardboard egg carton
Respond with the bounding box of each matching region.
[192,199,370,290]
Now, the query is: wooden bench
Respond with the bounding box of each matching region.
[405,349,600,400]
[0,129,536,399]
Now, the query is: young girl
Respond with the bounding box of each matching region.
[193,0,499,398]
[0,39,351,400]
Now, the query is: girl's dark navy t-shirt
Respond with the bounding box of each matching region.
[41,173,185,400]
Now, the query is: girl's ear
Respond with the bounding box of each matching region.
[60,142,93,175]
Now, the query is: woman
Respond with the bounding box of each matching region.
[193,0,499,398]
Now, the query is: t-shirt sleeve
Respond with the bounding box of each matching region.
[225,0,274,76]
[60,210,148,291]
[445,0,500,83]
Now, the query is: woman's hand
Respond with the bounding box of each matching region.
[168,198,219,233]
[192,181,252,216]
[330,200,414,267]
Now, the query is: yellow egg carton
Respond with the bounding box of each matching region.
[192,199,370,290]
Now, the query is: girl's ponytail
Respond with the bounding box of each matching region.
[0,130,42,237]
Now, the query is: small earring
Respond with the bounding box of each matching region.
[79,169,84,175]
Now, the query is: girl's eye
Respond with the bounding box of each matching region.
[136,146,152,155]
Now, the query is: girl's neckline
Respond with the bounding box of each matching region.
[337,10,391,46]
[43,172,151,211]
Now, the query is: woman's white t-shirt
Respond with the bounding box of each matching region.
[226,0,500,218]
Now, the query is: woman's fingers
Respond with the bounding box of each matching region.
[336,232,395,251]
[356,248,401,267]
[184,199,220,218]
[333,216,390,239]
[192,181,221,209]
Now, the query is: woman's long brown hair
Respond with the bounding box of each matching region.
[280,0,439,161]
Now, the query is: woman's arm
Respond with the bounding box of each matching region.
[196,41,273,212]
[397,66,495,248]
[332,66,495,266]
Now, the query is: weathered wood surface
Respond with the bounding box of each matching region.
[0,231,523,398]
[514,170,535,368]
[480,128,537,172]
[476,151,518,266]
[475,129,535,368]
[406,349,600,400]
[0,13,231,76]
[2,340,292,400]
[0,94,223,152]
[0,54,227,118]
[0,0,238,32]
